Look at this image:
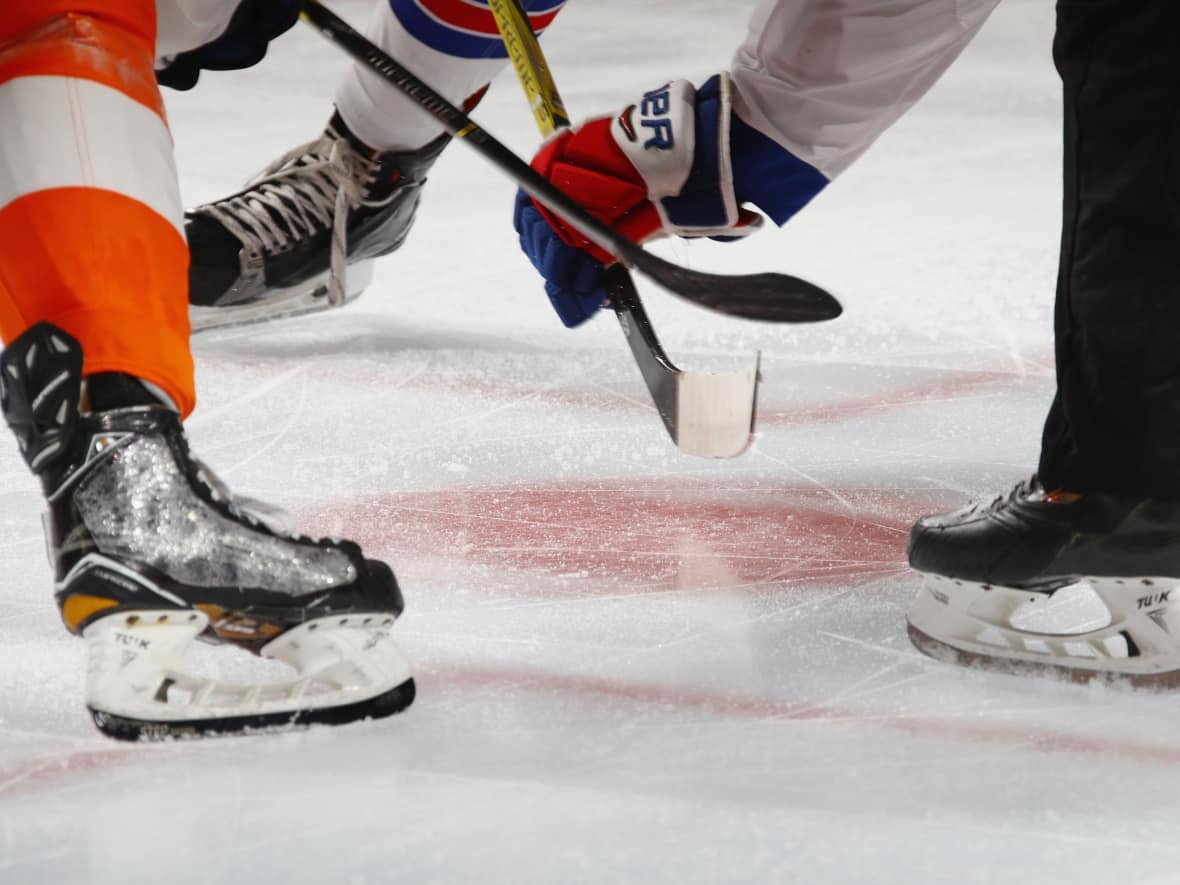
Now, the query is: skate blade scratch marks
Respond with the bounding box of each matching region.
[303,481,928,596]
[200,351,1049,427]
[199,352,645,416]
[428,662,1180,767]
[184,364,307,433]
[760,361,1049,428]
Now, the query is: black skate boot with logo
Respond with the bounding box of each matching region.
[1,323,415,739]
[186,111,449,331]
[906,476,1180,686]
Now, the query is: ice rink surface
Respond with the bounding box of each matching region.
[6,2,1180,883]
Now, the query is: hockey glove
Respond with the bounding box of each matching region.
[513,73,763,328]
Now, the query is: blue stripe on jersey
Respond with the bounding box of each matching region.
[389,0,566,60]
[731,112,829,226]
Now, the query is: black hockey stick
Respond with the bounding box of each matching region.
[297,0,842,324]
[487,0,758,458]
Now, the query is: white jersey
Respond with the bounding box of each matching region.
[156,0,1002,181]
[731,0,1002,180]
[330,0,1004,167]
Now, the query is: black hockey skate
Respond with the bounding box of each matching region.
[1,323,415,739]
[906,477,1180,686]
[186,111,449,331]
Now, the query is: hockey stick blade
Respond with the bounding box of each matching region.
[609,268,758,457]
[297,1,842,325]
[636,255,839,323]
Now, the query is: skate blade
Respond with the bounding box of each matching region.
[906,573,1180,689]
[189,261,373,333]
[83,608,414,741]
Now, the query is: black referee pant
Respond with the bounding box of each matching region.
[1037,0,1180,497]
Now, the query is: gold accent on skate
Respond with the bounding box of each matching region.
[60,594,119,633]
[195,604,285,650]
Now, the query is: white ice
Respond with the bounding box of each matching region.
[5,2,1178,883]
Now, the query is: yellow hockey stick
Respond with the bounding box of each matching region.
[487,0,569,135]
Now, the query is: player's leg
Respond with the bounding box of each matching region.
[0,0,194,409]
[185,0,568,330]
[0,0,413,738]
[905,0,1180,683]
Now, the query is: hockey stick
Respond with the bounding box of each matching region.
[486,0,570,133]
[297,0,842,325]
[487,0,760,458]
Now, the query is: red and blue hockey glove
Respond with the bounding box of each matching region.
[513,74,765,328]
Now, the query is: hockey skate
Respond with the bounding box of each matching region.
[1,324,414,739]
[186,111,449,332]
[906,477,1180,687]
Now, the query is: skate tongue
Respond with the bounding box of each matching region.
[326,109,381,160]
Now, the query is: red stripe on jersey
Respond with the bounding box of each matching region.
[417,0,561,37]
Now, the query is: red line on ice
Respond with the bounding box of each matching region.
[300,480,928,593]
[0,745,147,797]
[759,365,1046,427]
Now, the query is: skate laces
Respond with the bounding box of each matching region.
[966,476,1040,515]
[984,476,1080,512]
[192,130,393,306]
[167,412,334,548]
[192,458,298,538]
[1014,475,1040,501]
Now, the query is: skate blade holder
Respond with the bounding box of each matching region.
[82,608,413,737]
[909,574,1180,685]
[190,262,374,334]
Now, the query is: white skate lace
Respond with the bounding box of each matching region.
[194,458,297,538]
[191,131,390,306]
